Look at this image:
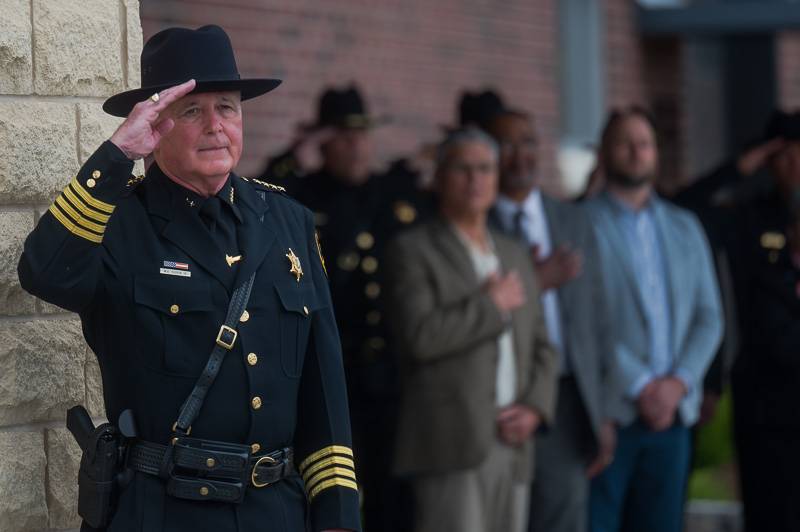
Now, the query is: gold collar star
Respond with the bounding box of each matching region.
[286,248,303,282]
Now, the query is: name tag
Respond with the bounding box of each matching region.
[160,267,191,278]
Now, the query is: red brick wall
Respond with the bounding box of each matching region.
[140,0,560,183]
[777,31,800,110]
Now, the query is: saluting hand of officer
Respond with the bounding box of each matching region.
[110,79,197,160]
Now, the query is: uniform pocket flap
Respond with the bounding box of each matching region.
[134,276,214,315]
[273,283,319,316]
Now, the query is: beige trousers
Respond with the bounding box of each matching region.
[412,439,530,532]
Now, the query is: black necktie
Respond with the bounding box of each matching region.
[199,195,238,257]
[512,208,527,242]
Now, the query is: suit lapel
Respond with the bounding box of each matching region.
[229,175,275,291]
[494,234,529,376]
[430,217,479,286]
[146,175,233,288]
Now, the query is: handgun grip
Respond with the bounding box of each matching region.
[67,405,95,452]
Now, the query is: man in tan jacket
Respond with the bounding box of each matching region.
[384,127,559,532]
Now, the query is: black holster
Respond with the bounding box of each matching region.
[67,405,127,530]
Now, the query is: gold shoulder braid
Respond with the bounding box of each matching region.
[315,231,327,276]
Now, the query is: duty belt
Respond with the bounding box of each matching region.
[127,437,294,504]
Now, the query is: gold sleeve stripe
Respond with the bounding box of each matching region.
[55,196,107,234]
[301,455,355,483]
[308,477,358,503]
[305,467,357,494]
[48,204,103,243]
[70,178,115,214]
[62,186,111,223]
[298,445,354,474]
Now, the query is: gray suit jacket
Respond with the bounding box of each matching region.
[384,217,559,479]
[490,195,614,445]
[585,192,724,427]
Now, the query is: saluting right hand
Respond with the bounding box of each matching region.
[109,79,197,160]
[485,270,526,314]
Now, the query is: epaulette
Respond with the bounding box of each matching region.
[240,176,286,193]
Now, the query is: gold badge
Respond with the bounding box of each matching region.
[394,201,417,224]
[315,231,327,276]
[286,248,303,282]
[226,254,242,267]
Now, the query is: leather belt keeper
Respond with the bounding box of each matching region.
[127,438,293,504]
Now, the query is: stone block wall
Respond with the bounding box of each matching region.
[0,1,142,530]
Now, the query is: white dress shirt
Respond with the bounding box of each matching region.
[452,226,517,407]
[494,191,566,372]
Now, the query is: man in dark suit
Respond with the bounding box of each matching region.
[486,108,614,532]
[384,127,558,532]
[18,25,359,532]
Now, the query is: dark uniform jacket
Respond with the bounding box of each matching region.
[18,141,361,532]
[729,188,800,429]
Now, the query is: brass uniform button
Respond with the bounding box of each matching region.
[251,443,261,454]
[337,252,359,271]
[361,256,378,274]
[303,305,309,316]
[365,282,381,299]
[356,231,375,250]
[206,458,216,468]
[200,486,209,496]
[366,310,381,326]
[394,201,417,224]
[251,396,262,410]
[240,310,250,323]
[169,304,180,314]
[247,352,258,366]
[92,170,101,179]
[86,178,96,188]
[368,337,386,350]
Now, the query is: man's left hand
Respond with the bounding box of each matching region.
[496,404,541,447]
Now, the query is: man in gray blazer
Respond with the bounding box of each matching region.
[585,108,723,532]
[384,128,559,532]
[486,109,615,532]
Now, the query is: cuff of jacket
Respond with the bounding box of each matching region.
[298,445,362,531]
[47,141,135,244]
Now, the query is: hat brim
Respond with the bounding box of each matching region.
[102,78,282,117]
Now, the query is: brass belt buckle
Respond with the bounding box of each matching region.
[216,325,238,350]
[251,455,277,488]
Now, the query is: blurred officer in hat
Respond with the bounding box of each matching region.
[18,25,359,532]
[262,85,430,532]
[678,110,800,532]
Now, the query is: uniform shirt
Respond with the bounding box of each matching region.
[605,193,691,397]
[494,191,566,372]
[452,226,517,407]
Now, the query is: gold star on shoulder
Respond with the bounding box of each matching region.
[286,248,303,282]
[127,174,145,187]
[252,178,286,192]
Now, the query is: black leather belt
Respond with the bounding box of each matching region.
[126,438,293,503]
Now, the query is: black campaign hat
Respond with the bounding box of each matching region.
[458,89,507,130]
[312,85,386,129]
[103,25,281,117]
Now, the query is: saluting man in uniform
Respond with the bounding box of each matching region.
[263,86,431,532]
[18,25,360,532]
